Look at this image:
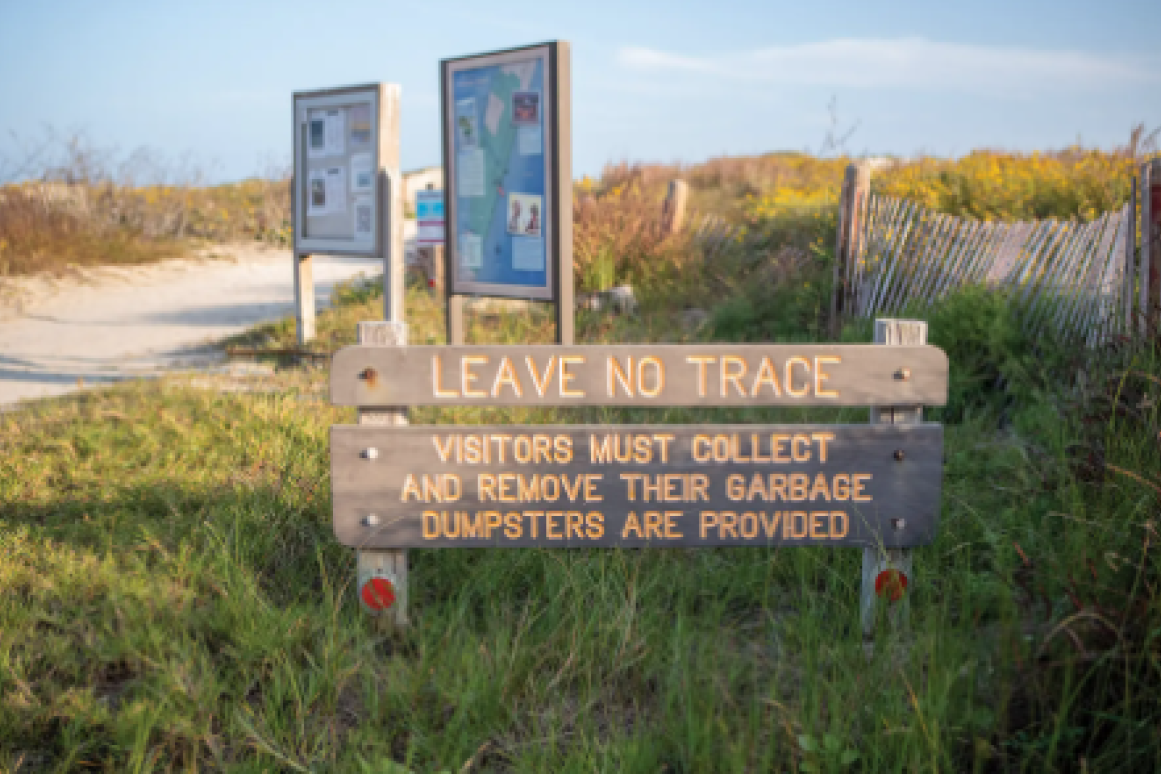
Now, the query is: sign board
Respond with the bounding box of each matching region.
[416,188,445,245]
[293,84,386,255]
[331,424,944,548]
[440,41,571,301]
[330,344,949,407]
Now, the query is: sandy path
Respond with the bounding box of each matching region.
[0,242,397,408]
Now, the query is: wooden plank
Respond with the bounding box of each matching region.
[926,216,977,306]
[662,179,689,235]
[964,221,1000,280]
[380,84,405,323]
[331,343,950,407]
[912,214,963,309]
[1021,221,1073,328]
[1088,208,1130,346]
[862,201,917,318]
[854,195,891,313]
[1007,219,1058,331]
[831,164,871,337]
[1075,210,1124,343]
[848,193,878,314]
[969,221,1013,282]
[1060,212,1115,339]
[1030,220,1085,336]
[356,321,410,627]
[869,200,918,317]
[880,205,933,315]
[943,220,995,299]
[1013,220,1064,312]
[1047,215,1105,339]
[986,221,1030,284]
[891,212,947,312]
[330,423,945,549]
[1010,220,1054,293]
[931,219,982,302]
[893,209,945,313]
[861,318,926,641]
[1031,220,1090,336]
[857,197,904,316]
[1124,178,1138,335]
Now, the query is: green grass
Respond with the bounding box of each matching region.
[3,277,1160,771]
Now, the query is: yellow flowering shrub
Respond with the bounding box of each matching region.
[875,149,1138,221]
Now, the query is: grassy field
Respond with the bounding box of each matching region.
[3,263,1159,771]
[3,132,1160,770]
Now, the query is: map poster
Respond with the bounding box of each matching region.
[444,43,562,299]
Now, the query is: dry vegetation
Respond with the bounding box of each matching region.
[0,134,291,277]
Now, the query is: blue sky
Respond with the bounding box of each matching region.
[1,0,1158,182]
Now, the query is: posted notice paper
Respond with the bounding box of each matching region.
[459,232,483,269]
[457,148,485,198]
[512,236,545,271]
[325,109,346,156]
[307,169,328,216]
[517,125,543,156]
[350,152,373,193]
[308,111,328,159]
[354,195,373,237]
[325,167,347,214]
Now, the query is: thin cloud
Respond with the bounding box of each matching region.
[618,38,1157,91]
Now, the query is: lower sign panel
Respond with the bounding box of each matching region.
[331,424,943,549]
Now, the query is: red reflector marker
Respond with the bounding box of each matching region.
[874,569,908,602]
[361,578,396,610]
[428,279,436,288]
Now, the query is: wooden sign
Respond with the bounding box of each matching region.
[331,423,943,549]
[330,344,948,407]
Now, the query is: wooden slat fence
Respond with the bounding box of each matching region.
[694,213,740,259]
[843,192,1137,345]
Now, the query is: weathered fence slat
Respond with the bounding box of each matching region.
[1067,211,1120,339]
[862,200,917,318]
[1022,221,1075,328]
[883,208,938,315]
[1048,214,1107,340]
[910,214,960,309]
[858,196,904,316]
[1015,220,1066,316]
[846,176,1142,349]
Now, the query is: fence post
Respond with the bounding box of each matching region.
[1124,176,1137,336]
[831,163,871,339]
[355,321,410,628]
[861,318,924,647]
[662,179,689,236]
[1141,159,1161,336]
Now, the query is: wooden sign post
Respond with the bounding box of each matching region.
[329,322,948,637]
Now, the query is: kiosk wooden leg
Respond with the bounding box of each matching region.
[294,252,315,344]
[447,294,466,345]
